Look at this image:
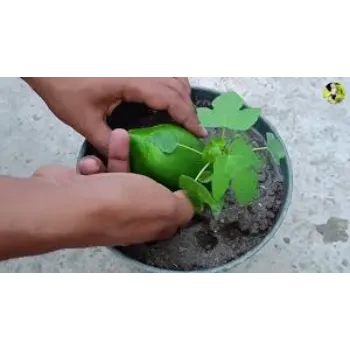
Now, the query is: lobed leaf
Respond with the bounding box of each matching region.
[231,167,259,206]
[226,137,262,175]
[202,137,226,163]
[197,108,218,128]
[225,137,261,206]
[224,108,260,131]
[179,175,214,212]
[212,91,244,113]
[266,132,286,165]
[150,131,178,154]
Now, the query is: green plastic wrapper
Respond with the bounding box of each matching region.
[129,124,206,190]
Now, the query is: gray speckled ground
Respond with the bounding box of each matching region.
[0,77,349,273]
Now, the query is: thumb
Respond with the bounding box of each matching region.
[173,190,194,226]
[85,119,112,157]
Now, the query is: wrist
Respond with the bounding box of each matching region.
[0,176,94,260]
[22,77,53,98]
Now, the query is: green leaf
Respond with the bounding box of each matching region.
[197,108,217,128]
[212,155,231,202]
[224,108,260,131]
[231,167,259,206]
[149,131,178,154]
[188,194,204,212]
[212,91,244,113]
[199,92,244,129]
[202,137,226,162]
[198,93,260,131]
[179,175,214,212]
[226,138,262,175]
[266,132,286,165]
[198,170,213,184]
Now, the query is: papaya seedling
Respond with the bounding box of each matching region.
[179,91,286,218]
[128,91,286,219]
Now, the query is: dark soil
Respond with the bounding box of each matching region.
[119,128,285,272]
[83,94,285,271]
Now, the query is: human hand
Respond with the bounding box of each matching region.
[31,162,193,248]
[23,77,207,156]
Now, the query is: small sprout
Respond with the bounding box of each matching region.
[266,132,286,165]
[202,137,226,162]
[183,91,286,218]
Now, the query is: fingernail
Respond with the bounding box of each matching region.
[79,158,99,175]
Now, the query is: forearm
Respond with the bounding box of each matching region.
[22,78,52,100]
[0,176,89,260]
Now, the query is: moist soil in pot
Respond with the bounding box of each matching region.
[85,94,285,271]
[83,95,285,271]
[119,126,284,271]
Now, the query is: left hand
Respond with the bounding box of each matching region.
[23,77,206,156]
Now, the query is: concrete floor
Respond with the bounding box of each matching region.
[0,77,349,272]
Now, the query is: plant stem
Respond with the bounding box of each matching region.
[253,147,268,152]
[222,127,226,138]
[195,162,211,182]
[177,143,203,155]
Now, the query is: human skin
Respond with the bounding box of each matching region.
[23,78,206,155]
[0,78,201,260]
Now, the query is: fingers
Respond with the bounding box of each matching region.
[77,128,130,175]
[164,78,191,101]
[107,129,130,173]
[154,190,194,242]
[160,78,207,138]
[175,77,191,95]
[155,225,179,242]
[173,190,194,226]
[122,78,207,138]
[86,120,112,157]
[77,156,106,175]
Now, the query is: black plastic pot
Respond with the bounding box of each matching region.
[78,87,293,272]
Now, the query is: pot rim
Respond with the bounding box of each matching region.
[78,86,294,273]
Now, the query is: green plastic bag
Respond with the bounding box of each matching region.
[129,124,206,190]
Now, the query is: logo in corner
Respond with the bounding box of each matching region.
[323,82,346,104]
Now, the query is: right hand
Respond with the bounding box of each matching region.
[34,129,193,248]
[33,165,193,248]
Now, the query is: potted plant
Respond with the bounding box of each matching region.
[78,87,293,273]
